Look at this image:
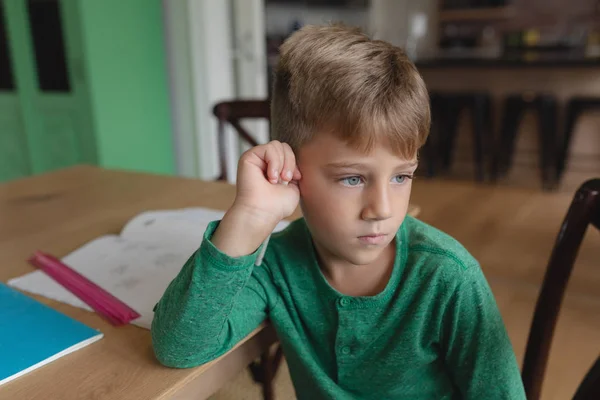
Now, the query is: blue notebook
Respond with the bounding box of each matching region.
[0,283,103,386]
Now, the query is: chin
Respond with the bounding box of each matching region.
[339,248,387,266]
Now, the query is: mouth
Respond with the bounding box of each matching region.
[357,233,388,245]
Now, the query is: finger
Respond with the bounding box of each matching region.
[280,143,296,183]
[265,142,283,184]
[292,166,302,181]
[274,141,285,181]
[239,147,266,171]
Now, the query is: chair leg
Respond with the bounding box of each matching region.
[557,101,581,184]
[496,98,524,178]
[249,345,284,400]
[471,98,489,182]
[421,136,436,178]
[484,98,496,181]
[216,119,228,181]
[424,96,442,177]
[538,98,558,191]
[260,351,275,400]
[442,102,462,170]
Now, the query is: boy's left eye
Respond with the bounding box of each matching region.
[392,175,411,184]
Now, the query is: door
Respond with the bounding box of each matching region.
[1,0,95,182]
[0,1,30,181]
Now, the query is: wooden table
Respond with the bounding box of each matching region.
[1,166,599,400]
[0,166,284,399]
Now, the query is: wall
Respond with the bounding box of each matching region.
[440,0,599,46]
[506,0,598,29]
[265,0,440,64]
[162,0,198,178]
[79,0,175,175]
[265,3,369,35]
[369,0,438,59]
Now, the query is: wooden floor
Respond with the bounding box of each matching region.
[210,175,600,400]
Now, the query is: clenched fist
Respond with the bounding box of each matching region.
[235,140,302,224]
[211,141,302,257]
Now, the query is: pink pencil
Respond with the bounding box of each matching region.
[28,250,140,326]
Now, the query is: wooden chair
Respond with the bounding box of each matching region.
[521,178,600,399]
[212,99,284,400]
[212,100,271,181]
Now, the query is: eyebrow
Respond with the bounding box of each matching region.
[325,161,419,170]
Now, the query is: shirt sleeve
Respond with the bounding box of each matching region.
[150,220,273,368]
[441,266,527,399]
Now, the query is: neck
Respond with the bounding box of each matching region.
[315,240,396,297]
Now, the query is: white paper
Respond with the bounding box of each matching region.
[120,208,228,248]
[8,208,290,330]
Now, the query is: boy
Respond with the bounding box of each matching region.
[151,24,526,399]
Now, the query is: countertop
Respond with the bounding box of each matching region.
[416,53,600,69]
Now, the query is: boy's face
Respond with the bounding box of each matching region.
[297,132,417,267]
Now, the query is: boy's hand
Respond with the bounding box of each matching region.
[211,141,302,257]
[235,140,302,222]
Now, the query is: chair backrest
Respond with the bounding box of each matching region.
[572,356,600,400]
[521,178,600,400]
[213,100,271,181]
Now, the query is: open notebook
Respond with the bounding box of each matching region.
[8,208,290,330]
[0,283,103,387]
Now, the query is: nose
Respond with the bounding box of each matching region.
[361,181,393,221]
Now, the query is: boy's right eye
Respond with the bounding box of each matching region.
[340,176,363,187]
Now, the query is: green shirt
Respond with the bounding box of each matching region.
[151,216,526,399]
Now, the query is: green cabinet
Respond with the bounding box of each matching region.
[0,0,174,183]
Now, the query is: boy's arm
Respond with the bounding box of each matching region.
[150,220,272,368]
[441,266,527,399]
[151,140,300,368]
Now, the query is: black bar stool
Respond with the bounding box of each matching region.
[494,93,558,190]
[421,92,445,178]
[439,92,494,182]
[557,96,600,183]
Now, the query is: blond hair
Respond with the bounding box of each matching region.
[271,24,430,159]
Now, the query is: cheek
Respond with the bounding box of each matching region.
[396,183,413,209]
[299,177,352,224]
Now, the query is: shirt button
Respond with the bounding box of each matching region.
[341,346,351,355]
[339,297,350,307]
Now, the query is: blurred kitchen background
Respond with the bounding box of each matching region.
[1,3,599,400]
[1,0,599,191]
